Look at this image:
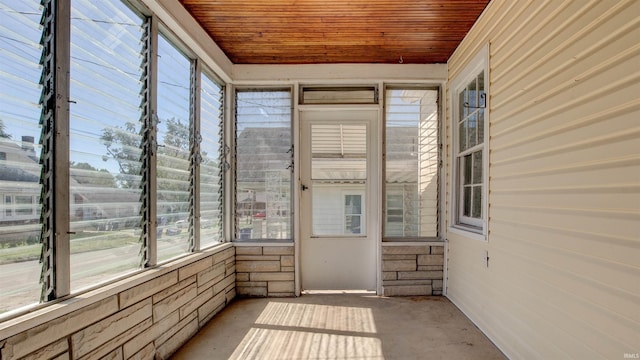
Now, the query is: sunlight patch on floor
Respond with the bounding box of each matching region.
[229,301,383,359]
[256,301,377,333]
[229,328,384,360]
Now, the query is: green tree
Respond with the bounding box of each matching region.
[100,121,142,188]
[70,161,117,187]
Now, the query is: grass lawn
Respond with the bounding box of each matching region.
[0,231,139,265]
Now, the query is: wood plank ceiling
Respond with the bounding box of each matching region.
[178,0,490,64]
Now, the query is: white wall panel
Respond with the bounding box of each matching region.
[446,0,640,358]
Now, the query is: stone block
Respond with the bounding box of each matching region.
[237,286,268,297]
[417,265,443,271]
[197,262,225,288]
[250,272,295,281]
[382,245,429,255]
[382,271,397,281]
[268,292,295,297]
[417,254,444,266]
[236,281,267,287]
[383,285,432,296]
[155,317,198,359]
[213,273,236,295]
[280,255,295,267]
[197,291,226,324]
[178,257,212,281]
[382,254,416,260]
[153,282,197,321]
[122,310,179,359]
[236,260,281,272]
[236,272,250,281]
[212,247,235,264]
[128,343,155,360]
[281,266,295,272]
[235,246,262,255]
[52,353,70,360]
[101,347,123,360]
[1,296,119,359]
[72,299,152,358]
[430,246,445,255]
[225,262,235,275]
[78,318,152,360]
[382,260,416,272]
[119,272,178,309]
[155,311,197,348]
[383,280,432,286]
[268,281,294,293]
[411,270,442,279]
[226,288,237,304]
[432,280,443,291]
[262,246,294,255]
[236,255,281,261]
[397,271,439,280]
[180,286,213,320]
[152,276,196,304]
[22,339,68,360]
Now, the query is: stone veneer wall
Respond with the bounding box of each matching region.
[0,245,235,360]
[235,245,295,297]
[382,243,444,296]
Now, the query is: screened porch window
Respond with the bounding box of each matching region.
[384,88,439,239]
[235,89,292,241]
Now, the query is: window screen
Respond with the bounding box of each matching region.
[235,90,292,241]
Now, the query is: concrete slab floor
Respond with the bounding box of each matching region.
[172,294,506,360]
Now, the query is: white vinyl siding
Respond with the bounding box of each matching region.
[445,0,640,359]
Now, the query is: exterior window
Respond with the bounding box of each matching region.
[0,0,47,312]
[384,88,439,239]
[156,34,192,261]
[199,72,224,247]
[451,46,488,234]
[235,89,292,240]
[69,0,145,291]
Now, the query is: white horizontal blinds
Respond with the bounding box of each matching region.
[311,123,367,236]
[199,73,223,247]
[384,89,439,238]
[458,72,484,223]
[156,34,191,261]
[0,0,44,312]
[235,90,291,240]
[68,0,144,291]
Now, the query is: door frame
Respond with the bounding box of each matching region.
[296,105,381,294]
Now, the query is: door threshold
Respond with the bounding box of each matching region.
[302,290,377,295]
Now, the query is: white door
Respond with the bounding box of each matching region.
[299,109,378,291]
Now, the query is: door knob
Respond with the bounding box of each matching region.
[301,184,308,191]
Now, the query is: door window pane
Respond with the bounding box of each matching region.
[311,123,367,236]
[156,34,191,261]
[69,0,145,291]
[384,89,439,237]
[235,90,292,240]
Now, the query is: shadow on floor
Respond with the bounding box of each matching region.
[172,294,506,359]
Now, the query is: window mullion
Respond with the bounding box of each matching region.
[189,59,201,251]
[139,15,158,267]
[38,0,71,301]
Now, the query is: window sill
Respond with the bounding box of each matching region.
[448,224,486,242]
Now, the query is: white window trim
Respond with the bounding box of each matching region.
[449,44,489,240]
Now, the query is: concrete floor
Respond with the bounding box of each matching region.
[172,294,506,360]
